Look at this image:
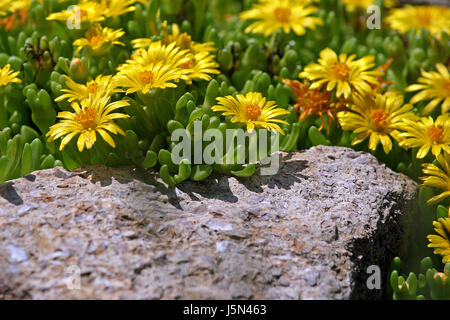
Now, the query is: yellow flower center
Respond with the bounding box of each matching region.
[75,107,97,130]
[243,104,261,121]
[273,7,291,22]
[371,109,390,130]
[442,80,450,97]
[139,70,154,84]
[87,82,98,94]
[90,35,104,48]
[415,11,432,27]
[330,62,350,80]
[427,125,444,143]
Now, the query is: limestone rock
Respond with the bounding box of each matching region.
[0,146,417,300]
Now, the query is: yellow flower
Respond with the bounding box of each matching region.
[47,95,129,152]
[212,92,290,134]
[132,28,219,85]
[0,64,21,87]
[115,62,182,95]
[123,41,190,71]
[386,5,450,38]
[46,1,106,24]
[160,22,215,55]
[340,0,374,11]
[102,0,137,19]
[299,48,381,100]
[73,25,125,55]
[239,0,323,36]
[340,0,398,11]
[428,212,450,264]
[55,74,121,103]
[179,51,220,85]
[398,114,450,159]
[406,63,450,115]
[337,92,415,153]
[420,152,450,204]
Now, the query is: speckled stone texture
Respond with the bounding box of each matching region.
[0,146,417,300]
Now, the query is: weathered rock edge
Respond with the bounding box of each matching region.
[0,146,417,300]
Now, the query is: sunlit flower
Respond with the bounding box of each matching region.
[46,1,106,24]
[0,64,21,88]
[340,0,398,11]
[398,114,450,159]
[420,152,450,204]
[239,0,323,36]
[55,75,121,103]
[299,48,381,100]
[386,5,450,38]
[47,96,129,152]
[115,62,182,95]
[212,92,290,134]
[428,212,450,264]
[179,51,220,85]
[283,79,343,132]
[102,0,137,19]
[133,24,220,84]
[122,41,190,71]
[73,25,125,55]
[160,22,215,55]
[406,63,450,115]
[337,92,415,153]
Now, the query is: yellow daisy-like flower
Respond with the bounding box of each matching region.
[115,63,182,95]
[398,114,450,159]
[46,1,106,24]
[102,0,137,19]
[239,0,323,36]
[0,64,21,87]
[406,63,450,115]
[73,25,125,55]
[47,95,129,152]
[299,48,381,100]
[386,5,450,38]
[420,152,450,204]
[428,212,450,264]
[179,51,220,85]
[337,92,415,154]
[160,23,215,55]
[122,41,190,71]
[212,92,290,134]
[55,74,121,103]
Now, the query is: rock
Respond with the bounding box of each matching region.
[0,146,417,300]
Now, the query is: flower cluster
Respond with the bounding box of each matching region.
[1,0,450,298]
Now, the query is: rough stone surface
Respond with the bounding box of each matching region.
[0,146,417,300]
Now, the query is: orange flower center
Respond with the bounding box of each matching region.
[180,59,194,69]
[75,107,97,130]
[79,9,88,20]
[139,70,154,84]
[330,62,350,80]
[90,35,104,48]
[243,104,261,121]
[442,80,450,96]
[273,7,291,22]
[371,109,390,130]
[415,11,432,27]
[427,125,444,143]
[87,82,98,94]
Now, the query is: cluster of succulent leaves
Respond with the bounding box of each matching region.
[1,0,450,299]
